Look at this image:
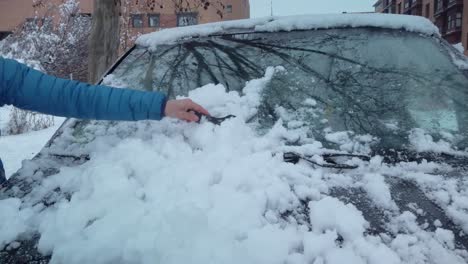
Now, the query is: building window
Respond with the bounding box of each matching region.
[131,14,143,28]
[447,13,462,31]
[435,0,444,12]
[226,5,233,13]
[148,14,160,28]
[177,13,198,27]
[455,12,462,27]
[404,0,410,9]
[397,3,402,13]
[448,15,453,30]
[425,3,430,17]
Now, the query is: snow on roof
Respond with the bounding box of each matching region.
[136,13,440,49]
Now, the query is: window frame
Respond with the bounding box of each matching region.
[148,14,160,28]
[131,14,144,28]
[455,12,462,28]
[448,14,453,30]
[176,12,198,27]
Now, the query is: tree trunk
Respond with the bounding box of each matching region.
[88,0,121,83]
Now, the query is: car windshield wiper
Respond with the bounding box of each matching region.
[283,152,370,170]
[376,149,468,166]
[191,111,236,125]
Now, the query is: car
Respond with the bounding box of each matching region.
[1,13,468,264]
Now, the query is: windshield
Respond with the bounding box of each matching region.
[106,28,468,152]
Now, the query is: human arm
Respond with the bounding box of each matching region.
[0,57,208,121]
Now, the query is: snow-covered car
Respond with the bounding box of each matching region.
[1,14,468,264]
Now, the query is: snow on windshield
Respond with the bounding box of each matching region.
[136,14,440,49]
[1,68,468,264]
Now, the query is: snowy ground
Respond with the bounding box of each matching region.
[0,106,65,178]
[1,68,468,264]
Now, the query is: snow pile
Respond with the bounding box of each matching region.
[137,14,439,49]
[0,68,467,263]
[408,129,460,154]
[447,42,468,70]
[0,198,34,249]
[0,115,65,178]
[0,105,64,178]
[450,52,468,70]
[453,43,465,54]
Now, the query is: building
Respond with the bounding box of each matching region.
[0,0,250,41]
[121,0,250,45]
[374,0,468,55]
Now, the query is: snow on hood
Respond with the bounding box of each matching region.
[136,14,440,49]
[1,67,468,263]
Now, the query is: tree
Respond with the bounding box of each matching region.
[88,0,121,83]
[0,0,91,81]
[0,0,91,135]
[88,0,226,83]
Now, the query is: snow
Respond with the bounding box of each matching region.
[450,53,468,70]
[137,14,440,49]
[0,38,44,72]
[0,106,65,178]
[0,68,468,263]
[325,131,376,154]
[453,43,465,54]
[0,105,10,132]
[361,173,397,211]
[0,198,34,249]
[447,43,468,70]
[408,128,466,154]
[308,197,368,240]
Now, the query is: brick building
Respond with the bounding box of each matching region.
[373,0,468,55]
[0,0,250,41]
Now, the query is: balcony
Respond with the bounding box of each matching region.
[434,0,447,17]
[411,0,422,8]
[382,0,396,13]
[403,0,422,15]
[447,0,463,9]
[382,0,396,9]
[445,27,462,36]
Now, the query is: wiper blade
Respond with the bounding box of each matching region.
[283,152,370,170]
[377,149,468,166]
[191,111,236,125]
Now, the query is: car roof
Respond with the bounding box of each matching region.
[136,13,440,50]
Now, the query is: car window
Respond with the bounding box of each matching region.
[105,28,468,151]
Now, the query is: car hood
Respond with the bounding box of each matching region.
[1,67,468,263]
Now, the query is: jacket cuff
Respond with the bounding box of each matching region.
[160,95,167,118]
[144,92,167,121]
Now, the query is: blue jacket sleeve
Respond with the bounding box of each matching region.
[0,57,167,121]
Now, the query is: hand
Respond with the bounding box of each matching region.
[164,99,210,122]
